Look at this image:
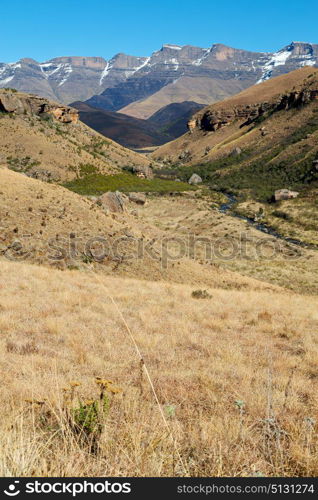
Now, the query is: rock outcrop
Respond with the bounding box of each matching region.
[188,88,318,134]
[131,165,154,179]
[0,89,78,123]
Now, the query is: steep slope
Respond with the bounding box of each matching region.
[0,89,151,182]
[71,101,173,148]
[152,67,318,170]
[147,101,205,138]
[148,101,205,127]
[71,101,204,148]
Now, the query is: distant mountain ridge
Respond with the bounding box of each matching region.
[1,42,317,112]
[72,100,205,149]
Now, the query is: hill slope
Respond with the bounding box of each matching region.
[0,166,272,292]
[0,89,151,182]
[71,101,173,148]
[147,101,205,136]
[71,101,205,149]
[152,67,318,186]
[152,67,318,245]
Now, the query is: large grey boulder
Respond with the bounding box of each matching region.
[99,191,127,212]
[128,192,147,205]
[188,173,202,185]
[230,147,242,156]
[274,189,299,202]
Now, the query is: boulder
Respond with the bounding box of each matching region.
[132,165,154,179]
[188,173,203,185]
[128,192,147,205]
[230,147,242,156]
[99,191,127,213]
[274,189,299,202]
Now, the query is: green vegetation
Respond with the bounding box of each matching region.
[82,137,111,159]
[7,156,41,173]
[64,172,195,196]
[170,132,318,202]
[67,163,99,179]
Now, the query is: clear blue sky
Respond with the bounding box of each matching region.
[2,0,318,62]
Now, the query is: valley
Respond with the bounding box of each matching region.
[0,62,318,478]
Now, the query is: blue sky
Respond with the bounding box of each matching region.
[1,0,318,62]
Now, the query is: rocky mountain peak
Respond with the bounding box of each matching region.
[288,41,317,55]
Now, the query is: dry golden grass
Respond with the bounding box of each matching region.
[1,258,318,477]
[138,195,318,294]
[0,167,279,293]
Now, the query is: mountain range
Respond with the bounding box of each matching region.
[1,41,317,120]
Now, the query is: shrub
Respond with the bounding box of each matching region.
[191,289,212,299]
[64,173,194,196]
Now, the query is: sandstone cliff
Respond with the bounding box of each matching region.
[0,89,78,123]
[188,80,318,133]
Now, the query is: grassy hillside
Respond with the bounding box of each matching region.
[152,68,318,245]
[1,167,269,292]
[0,92,151,183]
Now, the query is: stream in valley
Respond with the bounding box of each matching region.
[218,193,317,249]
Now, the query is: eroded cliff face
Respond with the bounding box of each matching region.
[0,89,78,123]
[188,88,318,133]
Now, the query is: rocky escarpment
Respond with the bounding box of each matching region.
[0,89,78,123]
[188,87,318,133]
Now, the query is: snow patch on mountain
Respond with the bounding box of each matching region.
[0,75,14,85]
[192,48,211,66]
[170,58,179,71]
[58,65,73,86]
[99,61,111,85]
[0,62,21,86]
[40,62,73,86]
[40,62,63,79]
[163,44,182,50]
[257,49,292,83]
[298,54,317,67]
[131,57,150,73]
